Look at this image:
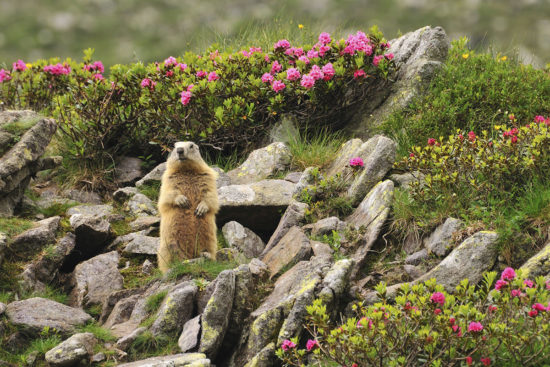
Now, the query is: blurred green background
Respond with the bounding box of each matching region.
[1,0,549,67]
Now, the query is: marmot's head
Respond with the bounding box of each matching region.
[168,141,205,169]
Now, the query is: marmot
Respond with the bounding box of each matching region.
[157,141,219,273]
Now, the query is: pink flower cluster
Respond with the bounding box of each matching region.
[349,157,364,167]
[44,63,71,75]
[0,69,11,83]
[180,85,194,105]
[83,61,104,73]
[281,339,296,351]
[12,60,27,71]
[343,31,373,56]
[430,292,445,305]
[164,56,177,67]
[286,68,301,81]
[241,47,262,58]
[196,70,207,78]
[534,115,550,126]
[467,321,483,333]
[271,61,283,74]
[140,78,156,90]
[272,80,286,93]
[207,71,219,82]
[274,39,291,50]
[306,339,318,351]
[502,127,519,143]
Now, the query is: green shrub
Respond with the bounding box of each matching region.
[380,37,550,155]
[278,268,550,366]
[165,258,237,281]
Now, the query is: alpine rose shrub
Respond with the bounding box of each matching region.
[277,269,550,366]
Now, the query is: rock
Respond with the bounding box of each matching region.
[344,26,450,137]
[91,352,106,363]
[262,226,312,278]
[136,162,166,188]
[99,288,144,325]
[248,258,269,278]
[227,142,291,184]
[325,139,363,177]
[402,231,423,255]
[113,187,140,203]
[311,241,334,258]
[115,326,147,351]
[346,180,394,278]
[115,156,145,185]
[71,251,123,308]
[424,218,463,257]
[389,171,424,190]
[222,221,265,258]
[215,247,248,264]
[217,179,296,237]
[45,332,96,367]
[20,233,75,292]
[62,189,102,204]
[117,232,160,255]
[117,353,210,367]
[130,216,160,231]
[243,342,277,367]
[292,166,319,197]
[405,248,429,265]
[103,294,141,329]
[261,201,308,256]
[199,270,235,360]
[10,216,60,253]
[0,232,6,265]
[6,297,91,334]
[0,111,60,217]
[0,302,6,315]
[304,216,346,237]
[67,204,114,219]
[212,166,231,188]
[284,171,303,183]
[142,259,154,274]
[344,136,397,205]
[179,315,201,353]
[520,239,550,278]
[317,259,354,309]
[404,264,424,279]
[64,214,113,268]
[150,283,197,338]
[126,193,158,217]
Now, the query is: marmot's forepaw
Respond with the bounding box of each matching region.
[175,194,190,208]
[195,201,209,217]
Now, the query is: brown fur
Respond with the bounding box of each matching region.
[157,141,219,273]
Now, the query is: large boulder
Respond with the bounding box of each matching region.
[227,142,291,184]
[344,26,450,137]
[45,332,96,367]
[10,216,60,254]
[114,156,145,185]
[520,239,550,278]
[222,221,265,258]
[262,226,313,279]
[424,217,463,257]
[6,297,91,334]
[0,111,61,216]
[261,200,308,256]
[217,179,295,238]
[70,251,123,308]
[150,283,197,338]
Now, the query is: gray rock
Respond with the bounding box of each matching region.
[311,241,334,258]
[126,193,158,217]
[67,204,114,219]
[405,248,429,265]
[142,259,154,274]
[117,353,210,367]
[45,332,96,367]
[215,247,248,264]
[179,315,201,353]
[0,301,6,315]
[404,264,424,279]
[424,218,463,257]
[99,288,144,325]
[0,231,6,265]
[346,136,397,206]
[20,233,75,292]
[261,201,308,257]
[113,187,140,203]
[150,283,197,338]
[390,171,424,190]
[199,270,235,360]
[6,297,91,334]
[292,166,319,197]
[344,26,450,137]
[91,352,106,363]
[317,259,354,308]
[346,180,394,278]
[248,258,269,278]
[10,216,60,253]
[217,179,296,236]
[520,239,550,278]
[262,226,312,279]
[136,162,166,188]
[212,166,231,188]
[68,214,113,264]
[222,221,265,258]
[117,232,160,255]
[115,326,147,351]
[227,142,291,184]
[284,171,303,183]
[0,111,60,217]
[115,156,145,185]
[71,251,123,308]
[304,216,346,237]
[326,139,363,177]
[402,231,423,255]
[103,294,141,329]
[130,216,160,231]
[62,189,102,204]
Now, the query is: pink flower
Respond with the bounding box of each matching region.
[272,80,286,93]
[271,61,283,74]
[354,69,366,79]
[92,73,104,81]
[274,39,291,50]
[466,356,473,366]
[428,138,436,146]
[301,74,315,89]
[307,49,319,59]
[306,339,318,351]
[533,303,547,312]
[349,157,364,167]
[177,63,188,71]
[495,279,508,290]
[207,71,219,82]
[318,32,331,44]
[524,279,534,288]
[309,65,324,80]
[180,90,192,105]
[261,73,274,84]
[319,45,331,57]
[534,115,546,123]
[164,56,177,66]
[468,131,476,142]
[0,69,11,83]
[285,47,304,57]
[356,317,372,329]
[488,305,497,312]
[84,61,104,73]
[373,55,384,66]
[381,42,391,50]
[430,292,445,305]
[281,339,296,351]
[385,53,394,60]
[286,68,301,81]
[529,309,538,317]
[44,63,71,75]
[196,70,207,78]
[141,78,152,88]
[186,84,194,91]
[511,289,521,297]
[501,267,516,281]
[12,60,27,71]
[321,63,335,81]
[166,70,174,77]
[449,317,455,325]
[468,321,483,333]
[481,357,491,366]
[298,55,310,65]
[434,308,442,315]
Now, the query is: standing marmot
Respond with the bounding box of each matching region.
[157,141,219,273]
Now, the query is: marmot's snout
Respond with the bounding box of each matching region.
[176,147,186,160]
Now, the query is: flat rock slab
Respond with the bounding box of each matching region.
[130,216,160,231]
[262,226,312,279]
[6,297,91,334]
[119,232,160,255]
[227,142,291,184]
[10,216,60,253]
[71,251,123,307]
[179,315,201,353]
[262,200,308,256]
[45,332,96,367]
[117,353,210,367]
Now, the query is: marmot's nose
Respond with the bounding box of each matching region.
[176,148,184,155]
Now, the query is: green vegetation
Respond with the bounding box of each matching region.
[165,258,238,281]
[287,125,345,170]
[0,217,34,238]
[138,182,161,202]
[145,290,168,313]
[77,321,117,343]
[128,330,178,360]
[0,326,62,366]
